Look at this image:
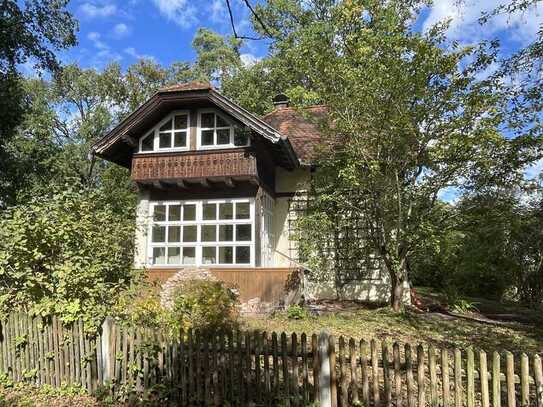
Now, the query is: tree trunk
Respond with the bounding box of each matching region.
[390,275,404,312]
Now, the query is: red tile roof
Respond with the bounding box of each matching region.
[262,105,326,162]
[159,81,213,92]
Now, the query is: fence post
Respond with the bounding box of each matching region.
[318,332,332,407]
[101,317,114,384]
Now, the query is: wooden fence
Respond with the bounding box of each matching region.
[0,312,542,406]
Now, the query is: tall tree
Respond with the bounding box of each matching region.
[0,0,77,205]
[243,0,541,310]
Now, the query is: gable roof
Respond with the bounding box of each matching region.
[91,82,299,169]
[262,105,326,163]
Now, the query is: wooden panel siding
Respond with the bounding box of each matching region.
[147,267,294,303]
[132,149,257,182]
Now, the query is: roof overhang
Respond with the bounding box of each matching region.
[91,87,299,170]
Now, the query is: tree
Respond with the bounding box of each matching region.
[0,0,77,204]
[244,0,541,310]
[0,186,135,331]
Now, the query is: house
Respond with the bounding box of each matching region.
[91,81,405,307]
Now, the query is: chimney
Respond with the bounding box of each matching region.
[272,93,290,109]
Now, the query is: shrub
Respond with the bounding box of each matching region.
[0,186,136,332]
[169,279,239,333]
[113,278,239,336]
[286,304,308,320]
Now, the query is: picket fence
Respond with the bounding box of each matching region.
[0,312,542,407]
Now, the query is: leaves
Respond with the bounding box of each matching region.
[0,186,137,332]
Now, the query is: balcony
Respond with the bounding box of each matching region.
[131,149,258,183]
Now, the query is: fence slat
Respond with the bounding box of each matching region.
[339,336,348,407]
[352,338,360,405]
[534,354,543,407]
[372,339,381,407]
[329,335,338,407]
[383,342,392,407]
[493,352,501,407]
[406,343,415,407]
[393,343,401,407]
[361,340,370,407]
[481,350,490,407]
[313,334,319,402]
[417,344,425,407]
[521,353,529,407]
[455,348,463,407]
[506,352,516,407]
[264,332,272,406]
[302,333,309,405]
[442,348,450,407]
[429,344,438,407]
[281,332,290,404]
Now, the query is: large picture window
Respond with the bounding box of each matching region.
[148,199,254,266]
[197,109,250,149]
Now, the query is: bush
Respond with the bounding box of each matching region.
[113,279,239,336]
[170,279,239,332]
[286,304,308,320]
[0,186,136,332]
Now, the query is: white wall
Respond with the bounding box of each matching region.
[134,189,150,268]
[271,166,411,305]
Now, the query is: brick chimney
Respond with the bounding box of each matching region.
[272,93,290,109]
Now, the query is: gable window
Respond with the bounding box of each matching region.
[138,111,189,153]
[148,199,254,267]
[197,110,250,149]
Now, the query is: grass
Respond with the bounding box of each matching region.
[242,291,543,355]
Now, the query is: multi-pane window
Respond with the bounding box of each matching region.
[149,199,254,266]
[198,110,250,149]
[139,111,189,152]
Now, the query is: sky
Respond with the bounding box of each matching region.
[58,0,270,70]
[56,0,543,72]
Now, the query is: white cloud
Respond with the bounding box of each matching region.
[87,31,108,50]
[112,23,131,38]
[79,3,117,18]
[240,53,260,67]
[422,0,543,46]
[87,31,122,64]
[151,0,198,28]
[124,47,157,62]
[210,0,227,23]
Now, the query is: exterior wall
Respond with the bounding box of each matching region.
[270,166,411,305]
[134,189,151,268]
[272,167,311,267]
[304,277,411,304]
[146,267,294,303]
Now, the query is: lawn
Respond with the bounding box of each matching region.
[242,289,543,355]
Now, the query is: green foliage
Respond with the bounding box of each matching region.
[113,279,239,336]
[286,304,309,320]
[0,0,77,206]
[450,299,479,315]
[240,0,542,311]
[411,186,543,308]
[0,186,137,332]
[169,280,239,333]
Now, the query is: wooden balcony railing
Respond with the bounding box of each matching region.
[131,150,258,182]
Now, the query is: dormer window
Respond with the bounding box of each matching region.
[197,109,250,149]
[138,111,189,153]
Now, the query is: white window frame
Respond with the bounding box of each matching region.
[196,108,250,150]
[138,109,190,153]
[147,198,255,267]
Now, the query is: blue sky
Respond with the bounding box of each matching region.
[60,0,270,70]
[58,0,543,72]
